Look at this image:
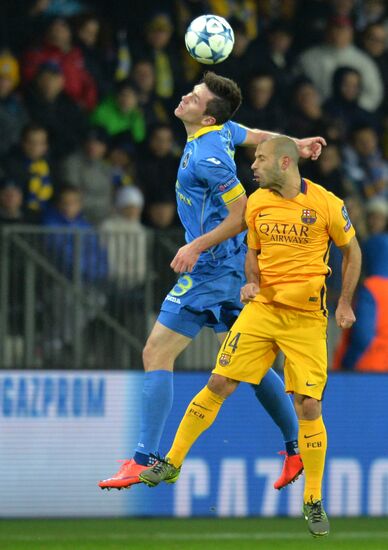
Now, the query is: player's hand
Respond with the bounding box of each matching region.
[240,283,259,304]
[170,242,201,273]
[335,301,356,329]
[296,137,327,161]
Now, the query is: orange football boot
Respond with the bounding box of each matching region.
[274,451,304,490]
[99,458,148,490]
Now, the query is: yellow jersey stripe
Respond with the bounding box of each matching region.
[222,183,246,205]
[187,125,224,142]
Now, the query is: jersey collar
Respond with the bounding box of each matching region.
[187,124,224,142]
[301,178,308,194]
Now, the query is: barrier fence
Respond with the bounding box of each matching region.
[0,225,187,369]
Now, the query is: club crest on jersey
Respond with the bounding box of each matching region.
[301,209,317,224]
[219,353,231,367]
[182,150,192,169]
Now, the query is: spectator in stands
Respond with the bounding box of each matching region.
[356,0,387,31]
[101,186,147,287]
[213,19,262,89]
[343,194,368,242]
[342,125,388,199]
[42,184,107,354]
[24,61,87,161]
[2,123,53,212]
[365,196,388,235]
[323,67,378,138]
[238,73,285,132]
[108,137,136,189]
[0,177,40,224]
[101,185,148,338]
[334,231,388,371]
[90,79,146,142]
[58,127,113,225]
[360,23,388,115]
[137,123,179,229]
[255,19,296,99]
[22,17,97,111]
[3,0,86,53]
[131,59,169,128]
[137,13,185,105]
[0,50,29,159]
[303,143,350,198]
[74,12,113,98]
[296,15,383,111]
[285,79,329,139]
[42,185,107,279]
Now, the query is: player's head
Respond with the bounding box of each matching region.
[174,71,242,127]
[251,137,299,191]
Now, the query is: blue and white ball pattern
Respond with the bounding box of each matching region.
[185,15,235,65]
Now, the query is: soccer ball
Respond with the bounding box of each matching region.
[185,14,235,65]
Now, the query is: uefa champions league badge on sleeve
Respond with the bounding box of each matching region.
[342,205,352,232]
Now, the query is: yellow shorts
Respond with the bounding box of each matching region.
[212,301,328,400]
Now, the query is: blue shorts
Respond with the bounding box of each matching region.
[158,246,246,338]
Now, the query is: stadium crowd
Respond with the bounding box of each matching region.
[0,0,387,370]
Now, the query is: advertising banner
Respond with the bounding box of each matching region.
[0,371,387,517]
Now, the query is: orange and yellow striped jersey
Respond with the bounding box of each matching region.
[246,178,356,311]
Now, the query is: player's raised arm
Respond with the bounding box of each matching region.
[239,125,327,161]
[336,236,362,329]
[170,194,247,273]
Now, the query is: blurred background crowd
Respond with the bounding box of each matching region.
[0,0,387,371]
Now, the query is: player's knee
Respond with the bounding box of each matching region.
[142,337,161,371]
[208,374,238,398]
[295,395,321,420]
[142,336,174,372]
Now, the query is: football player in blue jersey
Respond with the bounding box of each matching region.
[99,71,326,490]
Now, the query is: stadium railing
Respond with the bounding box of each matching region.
[0,225,222,370]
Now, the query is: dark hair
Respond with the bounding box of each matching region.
[202,72,242,124]
[115,78,136,94]
[148,122,173,136]
[55,184,81,202]
[21,123,48,140]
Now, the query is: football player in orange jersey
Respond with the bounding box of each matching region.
[139,136,362,538]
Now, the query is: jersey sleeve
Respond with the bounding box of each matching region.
[246,196,261,249]
[327,196,356,247]
[196,154,246,205]
[226,120,248,146]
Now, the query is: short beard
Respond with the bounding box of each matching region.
[260,167,286,192]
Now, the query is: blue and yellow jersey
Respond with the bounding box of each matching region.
[245,178,356,312]
[176,121,247,262]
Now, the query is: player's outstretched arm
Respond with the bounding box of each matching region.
[336,236,362,329]
[240,126,327,161]
[170,195,247,273]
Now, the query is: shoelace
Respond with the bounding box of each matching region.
[149,452,169,474]
[309,501,324,523]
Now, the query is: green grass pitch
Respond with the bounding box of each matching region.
[0,518,387,550]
